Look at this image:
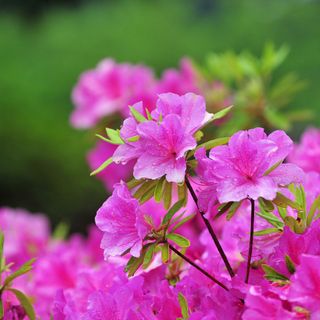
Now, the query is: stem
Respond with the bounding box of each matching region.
[245,198,255,284]
[185,176,235,278]
[169,244,229,291]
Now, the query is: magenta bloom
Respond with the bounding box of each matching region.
[288,254,320,313]
[132,114,196,183]
[289,127,320,173]
[156,58,199,96]
[71,59,156,128]
[113,93,211,183]
[0,207,50,266]
[196,128,304,203]
[151,93,212,134]
[95,182,149,258]
[243,287,296,320]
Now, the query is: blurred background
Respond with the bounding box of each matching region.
[1,0,319,232]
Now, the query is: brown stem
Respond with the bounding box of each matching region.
[245,199,255,284]
[185,176,235,278]
[169,244,229,291]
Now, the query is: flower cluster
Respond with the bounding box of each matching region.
[1,162,320,318]
[1,51,318,319]
[72,47,306,191]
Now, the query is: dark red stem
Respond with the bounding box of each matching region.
[185,176,235,278]
[245,198,255,284]
[169,244,229,291]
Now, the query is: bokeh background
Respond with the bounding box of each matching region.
[1,0,319,232]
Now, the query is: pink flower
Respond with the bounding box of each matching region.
[151,93,212,134]
[87,141,133,191]
[113,93,211,183]
[156,58,200,96]
[133,114,196,183]
[289,128,320,173]
[95,182,150,258]
[288,254,320,313]
[196,128,304,203]
[243,286,297,320]
[268,220,320,277]
[70,59,156,128]
[0,207,50,266]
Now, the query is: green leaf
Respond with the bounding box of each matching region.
[284,216,305,234]
[277,207,287,221]
[3,258,36,288]
[226,201,241,220]
[215,202,233,220]
[171,214,196,232]
[272,193,301,210]
[256,210,283,228]
[194,130,204,142]
[161,243,169,263]
[285,255,296,274]
[264,161,283,176]
[254,228,281,236]
[0,231,4,272]
[52,222,69,240]
[140,185,157,204]
[154,177,165,203]
[178,292,189,319]
[133,180,157,199]
[145,108,152,120]
[125,254,144,277]
[162,200,185,226]
[142,244,155,269]
[126,135,140,142]
[90,157,113,176]
[178,183,188,206]
[126,178,144,190]
[106,128,124,144]
[0,300,3,319]
[163,181,172,210]
[196,137,230,152]
[262,264,289,282]
[8,288,36,320]
[129,106,147,122]
[307,195,320,226]
[258,198,275,212]
[213,105,233,121]
[167,233,190,248]
[95,134,118,145]
[264,108,290,130]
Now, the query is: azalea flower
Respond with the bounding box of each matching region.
[151,92,212,135]
[114,93,212,183]
[196,128,304,204]
[289,127,320,174]
[288,254,320,313]
[70,59,156,128]
[156,58,199,96]
[95,182,149,258]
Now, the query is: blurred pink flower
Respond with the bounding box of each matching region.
[289,128,320,173]
[71,59,156,128]
[156,58,200,96]
[0,207,50,266]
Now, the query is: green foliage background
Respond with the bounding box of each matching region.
[0,0,319,232]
